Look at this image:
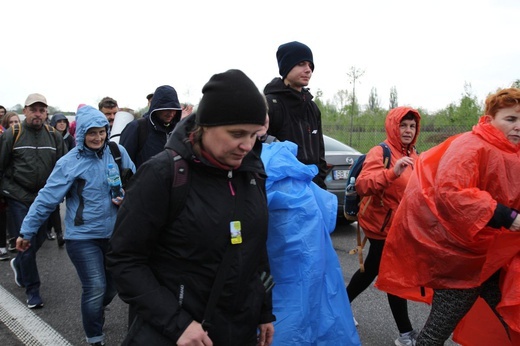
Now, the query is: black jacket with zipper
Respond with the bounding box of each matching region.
[264,77,327,188]
[107,115,275,345]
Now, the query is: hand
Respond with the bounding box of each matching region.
[111,196,124,206]
[177,321,213,346]
[393,157,414,177]
[16,236,31,251]
[257,323,274,346]
[510,214,520,231]
[181,104,194,120]
[112,189,125,206]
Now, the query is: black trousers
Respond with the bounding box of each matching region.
[346,237,413,334]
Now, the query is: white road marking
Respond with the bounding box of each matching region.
[0,285,72,345]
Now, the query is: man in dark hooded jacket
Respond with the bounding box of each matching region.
[120,85,188,168]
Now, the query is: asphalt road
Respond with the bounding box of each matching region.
[0,216,459,345]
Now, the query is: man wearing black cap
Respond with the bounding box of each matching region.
[0,93,67,309]
[263,41,327,189]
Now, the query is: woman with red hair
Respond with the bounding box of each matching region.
[377,88,520,345]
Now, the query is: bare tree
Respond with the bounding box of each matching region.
[333,89,350,116]
[368,87,380,111]
[346,66,365,145]
[389,86,398,109]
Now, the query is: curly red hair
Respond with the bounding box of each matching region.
[485,87,520,117]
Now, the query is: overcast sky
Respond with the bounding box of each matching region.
[1,0,519,114]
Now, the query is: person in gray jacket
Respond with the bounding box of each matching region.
[0,93,67,309]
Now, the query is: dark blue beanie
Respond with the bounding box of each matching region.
[276,41,314,78]
[196,69,266,126]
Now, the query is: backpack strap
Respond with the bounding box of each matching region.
[108,141,123,174]
[44,124,60,147]
[12,123,22,147]
[349,142,392,273]
[348,222,368,272]
[380,142,391,169]
[165,149,190,221]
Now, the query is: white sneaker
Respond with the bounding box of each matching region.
[395,330,418,346]
[0,248,9,261]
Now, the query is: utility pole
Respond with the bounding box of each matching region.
[346,66,364,146]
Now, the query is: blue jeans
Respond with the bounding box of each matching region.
[66,238,117,344]
[7,198,47,295]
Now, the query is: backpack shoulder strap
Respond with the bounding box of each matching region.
[12,123,22,147]
[108,141,123,173]
[166,149,190,220]
[137,117,149,156]
[379,142,391,168]
[44,124,60,148]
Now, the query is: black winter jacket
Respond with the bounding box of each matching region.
[264,77,327,188]
[107,116,275,345]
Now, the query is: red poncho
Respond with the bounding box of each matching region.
[376,117,520,344]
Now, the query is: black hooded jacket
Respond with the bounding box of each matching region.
[120,85,182,168]
[50,113,76,151]
[263,77,327,188]
[107,115,275,345]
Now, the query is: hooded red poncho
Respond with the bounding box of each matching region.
[376,116,520,345]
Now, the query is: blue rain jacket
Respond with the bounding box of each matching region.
[20,105,135,240]
[261,141,361,346]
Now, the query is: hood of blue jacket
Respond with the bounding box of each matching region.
[75,105,109,151]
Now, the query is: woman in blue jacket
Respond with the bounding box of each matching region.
[17,105,135,346]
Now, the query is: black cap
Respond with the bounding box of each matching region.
[276,41,314,78]
[196,69,266,126]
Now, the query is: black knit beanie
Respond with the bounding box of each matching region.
[276,41,314,78]
[196,69,266,126]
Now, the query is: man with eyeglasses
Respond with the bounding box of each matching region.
[98,96,119,129]
[0,93,67,309]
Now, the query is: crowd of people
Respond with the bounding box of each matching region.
[0,40,519,346]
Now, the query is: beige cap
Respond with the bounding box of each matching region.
[25,93,48,107]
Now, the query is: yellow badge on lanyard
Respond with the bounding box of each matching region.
[230,221,242,244]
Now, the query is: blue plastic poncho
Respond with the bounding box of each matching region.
[261,141,361,346]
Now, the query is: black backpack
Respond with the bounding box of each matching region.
[343,143,391,221]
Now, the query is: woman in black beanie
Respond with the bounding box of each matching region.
[107,69,275,346]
